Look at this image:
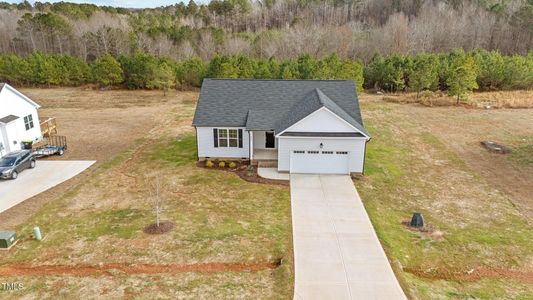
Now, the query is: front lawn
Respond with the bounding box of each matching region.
[1,135,292,299]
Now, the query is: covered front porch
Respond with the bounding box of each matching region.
[253,148,277,160]
[249,130,278,163]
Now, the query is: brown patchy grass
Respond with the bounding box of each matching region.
[0,88,293,299]
[357,93,533,299]
[1,88,531,299]
[382,90,533,108]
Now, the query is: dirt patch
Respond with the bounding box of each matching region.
[405,266,533,284]
[0,261,281,277]
[143,221,175,234]
[380,90,533,109]
[371,95,533,222]
[0,88,189,228]
[400,220,445,241]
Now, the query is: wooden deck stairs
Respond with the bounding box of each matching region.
[40,117,58,137]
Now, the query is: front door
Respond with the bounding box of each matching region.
[265,132,275,148]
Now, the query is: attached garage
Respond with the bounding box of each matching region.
[290,150,350,174]
[278,133,368,174]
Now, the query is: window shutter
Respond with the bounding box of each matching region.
[213,128,218,148]
[238,129,243,148]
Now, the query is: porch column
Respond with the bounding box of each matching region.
[249,131,254,160]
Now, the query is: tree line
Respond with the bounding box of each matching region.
[1,50,531,100]
[0,0,532,63]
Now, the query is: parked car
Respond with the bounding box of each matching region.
[0,150,36,180]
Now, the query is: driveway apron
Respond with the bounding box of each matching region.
[0,160,95,214]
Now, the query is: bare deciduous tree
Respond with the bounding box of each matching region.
[147,174,166,227]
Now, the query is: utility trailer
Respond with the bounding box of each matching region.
[32,136,67,158]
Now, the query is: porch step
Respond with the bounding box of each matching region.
[257,160,278,168]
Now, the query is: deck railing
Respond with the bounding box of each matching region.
[40,117,58,137]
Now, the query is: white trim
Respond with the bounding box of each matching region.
[275,107,369,139]
[277,136,367,140]
[249,131,254,159]
[2,84,41,109]
[321,107,370,139]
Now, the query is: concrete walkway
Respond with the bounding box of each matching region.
[0,160,95,214]
[291,174,406,300]
[257,167,290,181]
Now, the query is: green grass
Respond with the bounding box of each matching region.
[149,134,197,166]
[3,133,293,299]
[506,135,533,167]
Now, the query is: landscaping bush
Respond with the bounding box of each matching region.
[229,162,237,169]
[246,165,254,177]
[205,160,214,168]
[218,161,226,168]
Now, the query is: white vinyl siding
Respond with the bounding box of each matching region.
[24,114,34,130]
[280,107,360,134]
[0,85,42,158]
[197,127,249,159]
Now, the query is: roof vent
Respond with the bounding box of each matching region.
[410,212,424,228]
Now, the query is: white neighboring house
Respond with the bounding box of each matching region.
[0,83,42,158]
[192,79,371,175]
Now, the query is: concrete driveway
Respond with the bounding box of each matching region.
[291,174,406,300]
[0,160,95,214]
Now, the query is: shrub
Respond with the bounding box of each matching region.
[205,160,214,168]
[246,165,254,177]
[218,161,226,168]
[229,162,237,169]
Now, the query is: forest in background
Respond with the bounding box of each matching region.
[1,50,532,100]
[0,1,532,98]
[0,0,532,62]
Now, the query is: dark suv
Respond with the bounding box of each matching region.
[0,150,36,180]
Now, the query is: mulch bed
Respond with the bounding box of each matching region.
[143,221,175,234]
[196,161,289,186]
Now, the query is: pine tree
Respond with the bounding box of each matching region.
[91,54,124,87]
[446,51,478,104]
[409,54,439,99]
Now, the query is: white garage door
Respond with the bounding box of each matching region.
[290,150,350,174]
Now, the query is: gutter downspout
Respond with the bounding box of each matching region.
[362,137,371,175]
[194,126,199,161]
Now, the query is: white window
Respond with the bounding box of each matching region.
[24,114,34,131]
[336,151,348,155]
[307,151,319,154]
[218,129,238,148]
[293,150,305,154]
[322,151,333,154]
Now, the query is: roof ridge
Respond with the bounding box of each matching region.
[204,78,352,82]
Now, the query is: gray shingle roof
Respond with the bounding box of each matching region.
[245,109,275,130]
[193,79,369,137]
[0,114,19,124]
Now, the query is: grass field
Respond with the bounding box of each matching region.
[0,88,532,299]
[356,94,533,299]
